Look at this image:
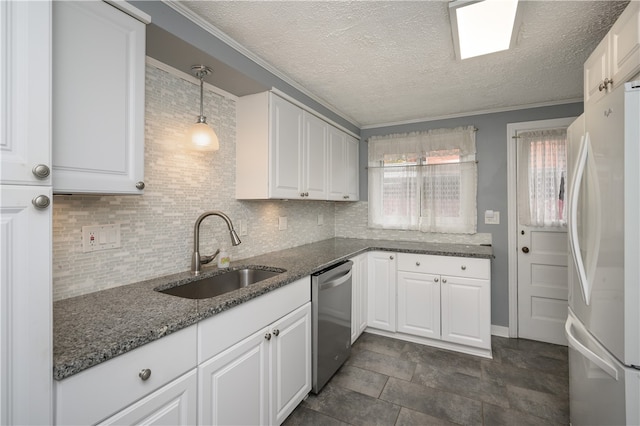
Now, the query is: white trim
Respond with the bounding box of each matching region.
[362,98,582,131]
[145,56,238,101]
[506,116,577,339]
[491,325,510,338]
[104,0,151,24]
[270,88,360,140]
[161,0,361,129]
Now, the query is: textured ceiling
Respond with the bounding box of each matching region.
[176,1,628,127]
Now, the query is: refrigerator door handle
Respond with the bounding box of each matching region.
[565,314,618,380]
[568,132,592,305]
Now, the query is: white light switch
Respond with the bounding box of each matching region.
[82,224,121,252]
[239,220,248,236]
[278,216,288,231]
[484,210,500,225]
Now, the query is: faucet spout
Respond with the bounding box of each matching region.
[191,210,242,275]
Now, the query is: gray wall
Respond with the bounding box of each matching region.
[360,102,584,327]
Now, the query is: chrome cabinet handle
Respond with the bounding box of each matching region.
[265,332,272,340]
[434,277,439,283]
[442,278,447,284]
[416,261,421,266]
[273,329,280,337]
[139,368,151,381]
[461,265,466,270]
[599,78,613,92]
[136,181,145,190]
[300,192,305,197]
[32,164,50,179]
[32,195,50,209]
[389,255,394,260]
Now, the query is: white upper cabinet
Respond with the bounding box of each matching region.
[236,91,358,201]
[0,0,52,186]
[328,129,359,201]
[52,0,149,194]
[585,1,640,104]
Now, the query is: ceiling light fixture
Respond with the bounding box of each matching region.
[449,0,520,60]
[187,64,219,151]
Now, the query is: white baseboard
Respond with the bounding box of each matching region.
[491,325,510,338]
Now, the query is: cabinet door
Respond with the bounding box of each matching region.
[609,1,640,89]
[198,328,269,426]
[270,95,303,198]
[441,276,491,349]
[345,136,359,201]
[52,1,146,194]
[327,127,347,200]
[99,370,197,426]
[351,254,368,343]
[397,271,440,339]
[0,0,51,186]
[302,112,328,199]
[0,185,52,425]
[367,252,396,332]
[584,36,609,105]
[270,303,312,425]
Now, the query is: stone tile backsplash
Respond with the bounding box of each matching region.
[52,60,489,301]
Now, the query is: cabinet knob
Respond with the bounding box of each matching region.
[442,278,447,284]
[273,329,280,337]
[434,277,439,283]
[32,164,50,179]
[305,192,309,197]
[139,368,151,381]
[416,261,421,267]
[343,195,349,199]
[461,265,466,270]
[136,181,145,190]
[265,332,272,341]
[32,195,50,209]
[389,255,394,260]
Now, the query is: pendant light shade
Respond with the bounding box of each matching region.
[188,65,219,151]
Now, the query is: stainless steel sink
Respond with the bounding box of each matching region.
[157,267,285,299]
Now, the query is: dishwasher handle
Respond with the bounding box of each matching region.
[320,270,352,291]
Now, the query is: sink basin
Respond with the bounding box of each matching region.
[157,267,285,299]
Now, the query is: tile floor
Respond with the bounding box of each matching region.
[284,332,569,425]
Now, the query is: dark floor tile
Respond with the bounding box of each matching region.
[353,332,409,358]
[380,377,483,426]
[283,406,350,426]
[331,365,389,398]
[506,385,570,424]
[346,348,416,381]
[395,407,458,426]
[492,336,568,361]
[302,382,401,426]
[412,363,510,408]
[482,403,557,426]
[402,344,483,378]
[482,359,568,396]
[497,346,568,376]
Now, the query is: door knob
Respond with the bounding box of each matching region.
[522,246,530,254]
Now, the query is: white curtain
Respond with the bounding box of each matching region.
[517,129,567,227]
[368,126,477,234]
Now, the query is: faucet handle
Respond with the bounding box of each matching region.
[201,248,221,265]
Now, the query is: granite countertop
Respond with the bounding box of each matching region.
[53,237,493,380]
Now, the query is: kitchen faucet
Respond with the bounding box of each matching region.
[191,210,241,275]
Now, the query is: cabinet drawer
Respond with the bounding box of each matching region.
[55,325,197,426]
[397,253,490,279]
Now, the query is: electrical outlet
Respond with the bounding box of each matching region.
[278,216,287,231]
[82,224,121,252]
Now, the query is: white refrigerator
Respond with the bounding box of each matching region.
[566,80,640,425]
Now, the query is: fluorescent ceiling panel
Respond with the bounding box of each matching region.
[451,0,519,60]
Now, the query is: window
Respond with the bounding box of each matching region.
[516,128,567,227]
[368,126,477,234]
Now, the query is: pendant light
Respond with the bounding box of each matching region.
[187,65,219,151]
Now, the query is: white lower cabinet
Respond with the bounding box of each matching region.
[440,275,491,349]
[367,252,397,332]
[99,369,197,426]
[198,303,311,426]
[351,253,368,343]
[397,270,441,339]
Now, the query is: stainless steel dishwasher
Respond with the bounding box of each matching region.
[311,259,353,394]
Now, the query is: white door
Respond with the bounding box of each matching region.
[198,327,269,426]
[270,303,311,425]
[514,121,571,345]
